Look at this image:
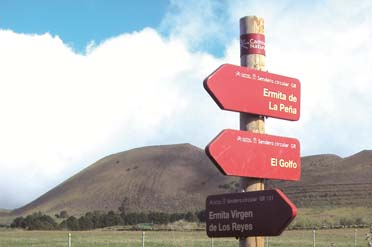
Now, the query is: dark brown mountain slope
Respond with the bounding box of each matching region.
[9,146,372,217]
[268,150,372,207]
[12,144,234,216]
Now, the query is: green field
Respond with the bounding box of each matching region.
[0,228,370,247]
[291,207,372,229]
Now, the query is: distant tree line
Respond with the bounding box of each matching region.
[59,210,206,231]
[10,212,58,230]
[11,197,206,231]
[11,209,206,231]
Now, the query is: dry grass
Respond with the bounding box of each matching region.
[0,228,371,247]
[291,207,372,228]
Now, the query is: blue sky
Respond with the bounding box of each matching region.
[1,0,372,209]
[0,0,169,53]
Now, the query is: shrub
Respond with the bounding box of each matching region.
[11,212,57,230]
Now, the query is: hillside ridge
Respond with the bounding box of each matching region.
[8,145,372,217]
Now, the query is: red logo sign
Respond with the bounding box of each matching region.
[240,33,266,56]
[206,129,301,181]
[204,64,301,121]
[206,189,297,237]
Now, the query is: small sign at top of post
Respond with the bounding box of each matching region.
[240,33,266,56]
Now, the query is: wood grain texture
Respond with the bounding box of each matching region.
[240,16,265,71]
[239,16,266,247]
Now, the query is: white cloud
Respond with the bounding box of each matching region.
[258,1,372,156]
[0,27,233,209]
[159,0,372,155]
[160,0,236,56]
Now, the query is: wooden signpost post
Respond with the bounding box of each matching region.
[203,16,301,247]
[239,16,266,247]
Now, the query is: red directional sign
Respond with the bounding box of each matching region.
[206,189,297,237]
[204,63,300,121]
[206,129,301,181]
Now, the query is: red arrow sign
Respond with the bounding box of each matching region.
[206,189,297,237]
[204,64,300,121]
[206,129,301,181]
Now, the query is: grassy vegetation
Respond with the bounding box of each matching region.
[3,206,370,229]
[292,207,372,228]
[1,205,371,246]
[0,215,13,226]
[0,228,371,247]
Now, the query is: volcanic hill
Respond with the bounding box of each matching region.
[9,144,372,217]
[12,144,234,216]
